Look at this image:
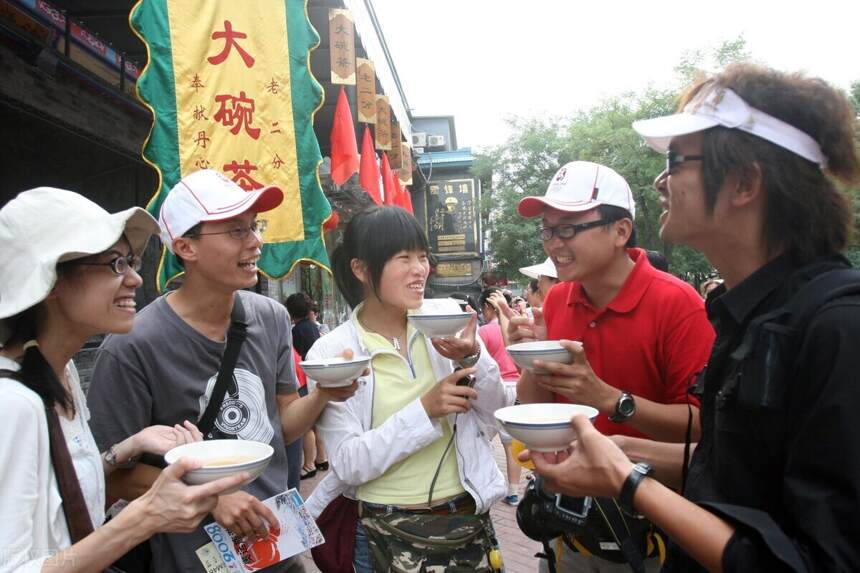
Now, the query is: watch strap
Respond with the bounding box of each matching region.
[619,462,654,515]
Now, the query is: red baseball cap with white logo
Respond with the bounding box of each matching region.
[158,169,284,252]
[518,161,636,220]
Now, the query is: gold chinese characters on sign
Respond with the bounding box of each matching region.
[436,262,473,277]
[375,95,391,150]
[329,9,355,84]
[356,58,376,123]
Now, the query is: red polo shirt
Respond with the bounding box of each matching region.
[542,248,714,438]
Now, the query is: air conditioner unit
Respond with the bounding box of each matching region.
[411,132,427,147]
[427,134,446,148]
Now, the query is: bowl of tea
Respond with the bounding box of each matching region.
[164,439,274,493]
[493,403,599,452]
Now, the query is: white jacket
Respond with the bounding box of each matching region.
[305,301,508,518]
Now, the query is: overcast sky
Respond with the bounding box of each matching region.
[372,0,860,150]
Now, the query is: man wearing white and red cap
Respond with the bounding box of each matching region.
[524,65,860,572]
[509,160,715,572]
[87,170,355,572]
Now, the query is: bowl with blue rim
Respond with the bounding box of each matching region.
[408,312,472,338]
[494,403,599,452]
[300,355,371,387]
[506,340,578,374]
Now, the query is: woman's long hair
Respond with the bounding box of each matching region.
[331,206,430,308]
[4,305,73,413]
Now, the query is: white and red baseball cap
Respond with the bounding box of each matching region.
[158,169,284,253]
[518,161,636,220]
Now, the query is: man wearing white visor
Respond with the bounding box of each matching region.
[508,160,714,572]
[524,64,860,572]
[87,170,356,572]
[519,257,559,306]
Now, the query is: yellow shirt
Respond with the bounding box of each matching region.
[355,315,464,505]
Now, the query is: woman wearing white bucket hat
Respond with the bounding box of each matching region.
[0,188,247,572]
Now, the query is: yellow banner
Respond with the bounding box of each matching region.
[168,1,303,242]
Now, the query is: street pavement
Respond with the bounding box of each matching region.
[298,435,543,572]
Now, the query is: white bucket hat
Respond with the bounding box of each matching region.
[518,161,636,220]
[519,257,558,280]
[0,187,159,339]
[632,84,827,167]
[158,169,283,253]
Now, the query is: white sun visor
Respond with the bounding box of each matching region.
[632,86,827,168]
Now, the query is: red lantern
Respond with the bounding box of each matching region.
[323,211,340,232]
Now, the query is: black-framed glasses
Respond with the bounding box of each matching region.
[538,218,618,242]
[75,254,142,275]
[666,150,704,173]
[190,220,263,241]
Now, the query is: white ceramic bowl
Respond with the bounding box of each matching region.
[494,403,599,452]
[300,356,370,387]
[165,439,274,493]
[506,340,578,373]
[408,312,472,338]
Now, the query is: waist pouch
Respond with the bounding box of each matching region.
[360,508,496,572]
[566,497,665,566]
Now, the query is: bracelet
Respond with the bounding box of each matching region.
[618,462,654,515]
[103,443,139,469]
[458,344,481,368]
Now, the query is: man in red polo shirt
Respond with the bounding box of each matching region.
[510,160,714,571]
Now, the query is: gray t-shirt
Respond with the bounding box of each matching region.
[87,290,297,572]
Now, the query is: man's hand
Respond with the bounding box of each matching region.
[506,306,547,344]
[532,340,620,413]
[420,367,478,418]
[212,490,279,541]
[432,311,479,361]
[519,415,633,498]
[133,421,203,457]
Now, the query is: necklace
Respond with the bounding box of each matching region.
[391,336,401,351]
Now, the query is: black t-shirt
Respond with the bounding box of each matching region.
[666,255,860,572]
[292,317,321,360]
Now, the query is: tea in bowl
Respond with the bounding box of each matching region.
[494,403,598,452]
[506,340,578,374]
[164,439,274,493]
[300,355,371,388]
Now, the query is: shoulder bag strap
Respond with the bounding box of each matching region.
[0,368,95,544]
[197,293,248,438]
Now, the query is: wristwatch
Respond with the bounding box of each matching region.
[103,443,139,469]
[608,391,636,423]
[458,344,482,368]
[619,462,654,515]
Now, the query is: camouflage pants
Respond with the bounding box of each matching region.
[360,508,500,572]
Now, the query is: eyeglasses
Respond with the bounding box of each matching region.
[75,254,142,275]
[190,221,262,241]
[666,150,704,173]
[538,218,618,242]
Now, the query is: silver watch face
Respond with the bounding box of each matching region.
[617,394,635,417]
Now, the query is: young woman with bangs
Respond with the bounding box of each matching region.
[305,205,509,572]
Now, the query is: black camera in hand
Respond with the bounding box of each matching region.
[516,475,592,542]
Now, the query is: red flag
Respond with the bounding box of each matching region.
[359,126,382,204]
[397,178,414,214]
[329,87,359,185]
[381,152,398,206]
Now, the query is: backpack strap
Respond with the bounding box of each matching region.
[783,268,860,333]
[198,293,248,438]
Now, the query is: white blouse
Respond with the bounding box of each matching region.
[0,356,105,573]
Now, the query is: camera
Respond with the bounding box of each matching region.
[516,475,592,542]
